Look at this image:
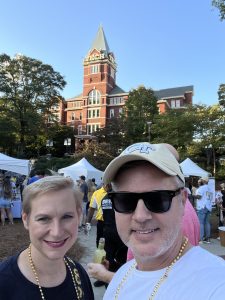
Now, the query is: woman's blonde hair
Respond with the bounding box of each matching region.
[22,175,82,215]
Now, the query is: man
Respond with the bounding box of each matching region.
[101,142,225,300]
[86,185,107,246]
[79,175,88,228]
[195,177,213,243]
[86,185,108,287]
[86,183,127,286]
[27,170,45,185]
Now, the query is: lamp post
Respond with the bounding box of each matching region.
[46,139,53,159]
[64,138,71,155]
[146,121,152,143]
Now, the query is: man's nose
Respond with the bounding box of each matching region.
[132,199,152,221]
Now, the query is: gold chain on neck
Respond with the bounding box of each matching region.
[114,237,189,300]
[28,244,81,300]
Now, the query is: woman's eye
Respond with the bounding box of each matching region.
[37,217,49,222]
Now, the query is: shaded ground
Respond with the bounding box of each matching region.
[0,220,86,262]
[0,210,220,262]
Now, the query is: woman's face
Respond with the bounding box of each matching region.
[22,188,81,262]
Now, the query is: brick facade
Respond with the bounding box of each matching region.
[57,26,193,143]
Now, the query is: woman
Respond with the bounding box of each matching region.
[0,175,14,225]
[0,176,94,300]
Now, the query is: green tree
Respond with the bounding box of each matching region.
[212,0,225,20]
[188,104,225,175]
[217,84,225,107]
[122,86,159,144]
[94,117,126,156]
[0,53,66,155]
[152,106,195,159]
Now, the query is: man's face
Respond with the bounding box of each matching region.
[113,163,185,269]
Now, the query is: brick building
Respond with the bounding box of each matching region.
[56,26,193,146]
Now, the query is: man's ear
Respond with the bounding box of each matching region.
[180,189,187,215]
[22,211,29,230]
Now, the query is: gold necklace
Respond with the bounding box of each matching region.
[28,244,81,300]
[114,237,189,300]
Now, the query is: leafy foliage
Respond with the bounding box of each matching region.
[122,86,159,144]
[152,107,195,157]
[212,0,225,21]
[0,53,66,155]
[218,84,225,107]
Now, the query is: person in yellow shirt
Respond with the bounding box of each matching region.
[86,185,111,246]
[86,184,111,287]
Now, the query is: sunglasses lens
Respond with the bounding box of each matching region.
[112,193,137,213]
[110,191,177,214]
[145,192,172,213]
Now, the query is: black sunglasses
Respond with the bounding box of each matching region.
[108,189,182,214]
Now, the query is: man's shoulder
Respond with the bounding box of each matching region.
[185,246,225,270]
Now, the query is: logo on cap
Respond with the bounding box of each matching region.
[124,143,156,155]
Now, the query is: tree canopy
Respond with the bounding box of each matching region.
[0,53,66,155]
[121,85,159,144]
[212,0,225,20]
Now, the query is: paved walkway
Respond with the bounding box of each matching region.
[78,225,225,300]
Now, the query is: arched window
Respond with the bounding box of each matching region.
[88,90,101,105]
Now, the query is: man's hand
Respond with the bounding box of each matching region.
[87,262,114,283]
[84,223,91,235]
[86,222,91,231]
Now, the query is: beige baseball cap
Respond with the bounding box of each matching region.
[103,142,185,184]
[200,177,209,183]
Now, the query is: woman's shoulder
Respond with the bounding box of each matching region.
[0,254,18,272]
[0,254,19,288]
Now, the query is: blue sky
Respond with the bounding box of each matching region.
[0,0,224,106]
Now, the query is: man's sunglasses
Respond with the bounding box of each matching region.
[108,189,182,214]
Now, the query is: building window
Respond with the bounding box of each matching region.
[109,97,124,105]
[119,108,123,115]
[88,89,101,105]
[110,109,115,118]
[51,104,59,110]
[110,67,115,79]
[87,109,100,119]
[87,124,91,135]
[176,100,181,108]
[78,125,82,135]
[71,112,75,121]
[87,123,100,134]
[72,101,82,108]
[90,64,99,74]
[171,99,181,108]
[79,112,82,120]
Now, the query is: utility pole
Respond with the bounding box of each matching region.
[146,121,152,143]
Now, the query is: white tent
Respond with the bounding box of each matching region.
[180,158,211,177]
[58,158,103,184]
[0,153,30,176]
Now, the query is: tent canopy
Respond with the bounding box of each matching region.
[0,153,30,176]
[180,158,211,177]
[58,158,103,184]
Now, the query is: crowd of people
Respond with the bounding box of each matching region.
[0,141,224,299]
